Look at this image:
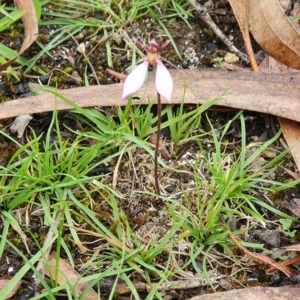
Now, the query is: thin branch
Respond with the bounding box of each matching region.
[188,0,249,63]
[228,231,295,277]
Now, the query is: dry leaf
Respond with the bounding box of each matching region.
[223,0,300,172]
[0,0,38,72]
[14,0,38,53]
[188,285,300,300]
[255,43,300,173]
[278,166,300,180]
[149,132,171,160]
[278,118,300,173]
[286,197,300,218]
[264,56,290,74]
[227,0,258,71]
[0,279,21,299]
[10,114,33,138]
[282,243,300,252]
[2,69,300,121]
[248,0,300,69]
[227,0,247,33]
[45,252,99,300]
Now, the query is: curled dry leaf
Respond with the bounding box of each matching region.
[14,0,38,53]
[227,0,259,71]
[45,252,99,300]
[10,114,33,138]
[149,132,172,160]
[278,118,300,174]
[282,243,300,252]
[248,0,300,69]
[260,58,300,174]
[0,0,38,72]
[0,280,21,299]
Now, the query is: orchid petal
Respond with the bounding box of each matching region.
[122,61,149,99]
[149,39,158,47]
[159,40,170,49]
[155,61,173,103]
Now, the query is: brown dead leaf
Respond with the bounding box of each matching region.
[225,0,300,172]
[278,118,300,173]
[2,70,300,121]
[262,56,290,74]
[14,0,38,53]
[45,252,99,300]
[286,196,300,218]
[227,0,259,71]
[227,0,247,35]
[259,58,300,173]
[149,132,171,160]
[278,166,300,180]
[188,285,300,300]
[282,243,300,252]
[248,0,300,69]
[0,0,38,72]
[0,279,21,299]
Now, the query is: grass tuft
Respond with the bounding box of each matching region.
[1,89,300,298]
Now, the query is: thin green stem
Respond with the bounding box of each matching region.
[154,92,162,195]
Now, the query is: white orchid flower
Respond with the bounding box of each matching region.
[122,39,173,103]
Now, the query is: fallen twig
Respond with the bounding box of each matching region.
[188,0,249,63]
[100,275,225,295]
[266,253,300,274]
[106,68,127,81]
[228,231,295,277]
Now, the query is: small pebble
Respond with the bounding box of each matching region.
[164,183,175,193]
[204,0,213,8]
[219,278,233,291]
[224,52,239,64]
[207,42,218,51]
[253,229,281,248]
[291,274,300,284]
